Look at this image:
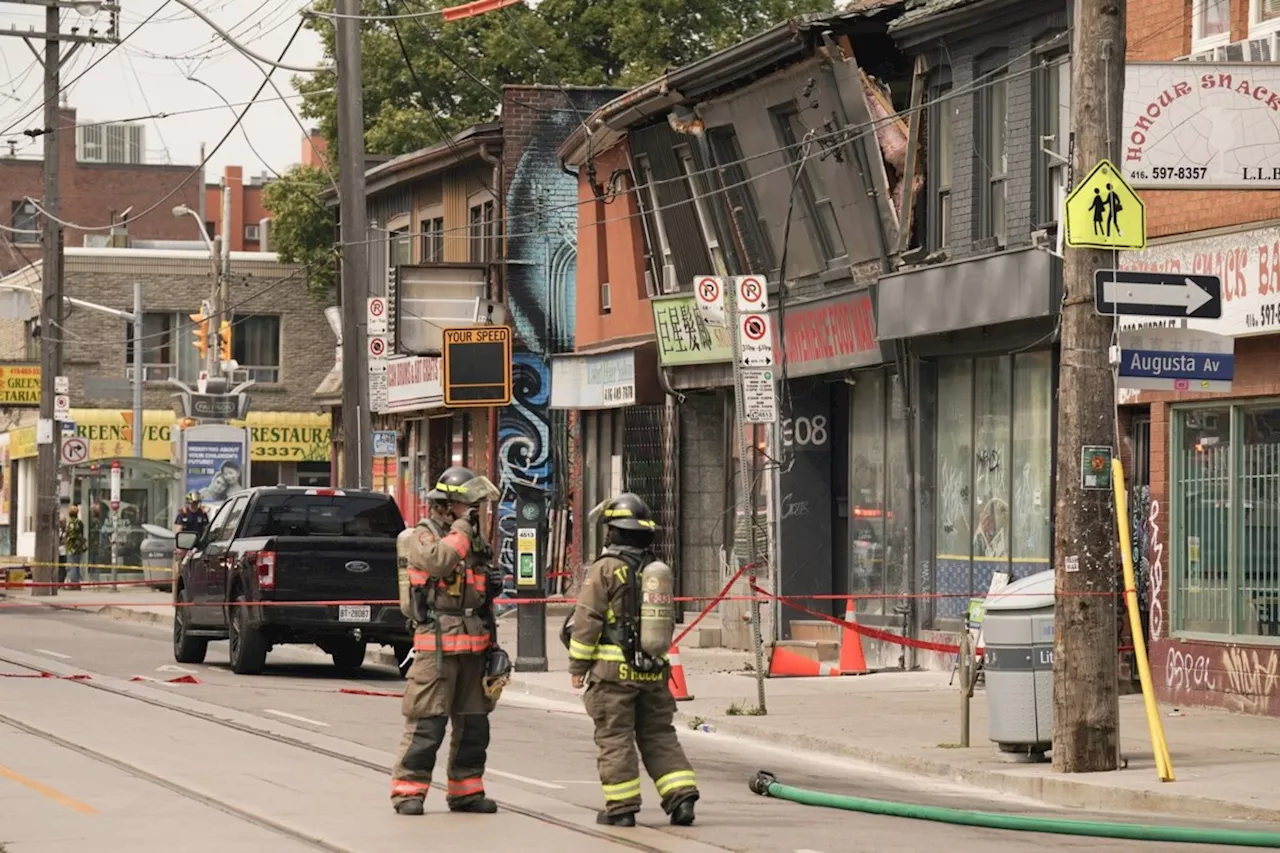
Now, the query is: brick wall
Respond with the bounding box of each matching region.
[923,3,1069,259]
[52,254,328,413]
[1127,0,1280,236]
[500,85,624,354]
[0,108,203,275]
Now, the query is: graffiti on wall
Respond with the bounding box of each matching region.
[1129,485,1153,644]
[1156,639,1280,716]
[1223,647,1280,715]
[1165,647,1217,693]
[496,354,551,577]
[1148,498,1165,641]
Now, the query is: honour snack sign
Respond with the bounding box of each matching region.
[1123,63,1280,189]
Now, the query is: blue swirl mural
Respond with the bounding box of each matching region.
[496,354,552,577]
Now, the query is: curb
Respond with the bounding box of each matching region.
[503,678,1280,826]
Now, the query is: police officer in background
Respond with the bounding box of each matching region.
[566,492,699,827]
[390,465,512,817]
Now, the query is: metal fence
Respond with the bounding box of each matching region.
[623,404,679,568]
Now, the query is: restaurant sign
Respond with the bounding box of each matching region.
[1123,223,1280,338]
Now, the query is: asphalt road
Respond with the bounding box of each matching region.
[0,607,1271,853]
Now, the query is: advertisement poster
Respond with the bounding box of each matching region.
[186,441,246,511]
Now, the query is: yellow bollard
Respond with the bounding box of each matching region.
[1111,458,1175,782]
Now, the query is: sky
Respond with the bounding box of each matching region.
[0,0,326,178]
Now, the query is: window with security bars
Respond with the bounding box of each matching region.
[622,405,679,570]
[1173,404,1280,638]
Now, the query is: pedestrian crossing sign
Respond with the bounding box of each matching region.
[1064,159,1146,251]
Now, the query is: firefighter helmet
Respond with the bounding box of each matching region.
[597,492,659,531]
[424,466,498,505]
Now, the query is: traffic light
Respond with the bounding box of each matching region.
[218,320,232,362]
[190,312,210,358]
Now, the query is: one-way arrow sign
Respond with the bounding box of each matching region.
[1094,270,1222,319]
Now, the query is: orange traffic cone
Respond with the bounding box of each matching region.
[767,645,842,678]
[838,597,870,676]
[667,645,694,701]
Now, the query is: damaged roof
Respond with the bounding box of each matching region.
[887,0,986,32]
[559,5,904,165]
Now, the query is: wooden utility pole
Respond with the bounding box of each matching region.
[0,0,119,595]
[335,0,372,489]
[1052,0,1126,771]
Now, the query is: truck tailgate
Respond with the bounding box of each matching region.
[251,536,398,603]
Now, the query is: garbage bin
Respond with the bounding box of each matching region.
[983,569,1055,758]
[139,524,176,591]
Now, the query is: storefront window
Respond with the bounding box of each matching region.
[1011,352,1052,567]
[850,372,887,615]
[1172,405,1248,637]
[933,353,1054,625]
[972,357,1012,588]
[935,360,973,621]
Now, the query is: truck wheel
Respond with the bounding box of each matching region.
[329,639,367,672]
[172,587,207,664]
[228,591,268,675]
[393,643,413,678]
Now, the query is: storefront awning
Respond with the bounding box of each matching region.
[7,409,332,463]
[876,246,1062,340]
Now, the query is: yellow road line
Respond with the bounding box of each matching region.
[0,762,98,814]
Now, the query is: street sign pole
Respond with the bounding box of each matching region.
[728,274,772,715]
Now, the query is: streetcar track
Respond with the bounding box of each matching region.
[0,653,699,853]
[0,713,345,853]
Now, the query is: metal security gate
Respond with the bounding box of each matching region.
[623,403,679,569]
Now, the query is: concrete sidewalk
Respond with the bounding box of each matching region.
[10,585,1280,825]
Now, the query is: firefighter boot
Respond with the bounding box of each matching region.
[670,798,696,827]
[450,798,498,814]
[395,799,425,816]
[597,810,637,827]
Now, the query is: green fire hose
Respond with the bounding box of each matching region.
[747,772,1280,848]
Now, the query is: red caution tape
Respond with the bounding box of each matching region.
[166,674,202,684]
[0,671,91,680]
[673,562,753,647]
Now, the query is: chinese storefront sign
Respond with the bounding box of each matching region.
[652,295,732,366]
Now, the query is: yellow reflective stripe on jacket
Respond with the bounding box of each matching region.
[654,770,697,797]
[569,638,597,661]
[593,643,626,662]
[602,778,642,802]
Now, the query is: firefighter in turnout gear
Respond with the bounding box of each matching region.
[390,465,510,816]
[566,492,699,827]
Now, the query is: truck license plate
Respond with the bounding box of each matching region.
[338,605,371,623]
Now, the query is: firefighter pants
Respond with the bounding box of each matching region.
[583,678,700,816]
[390,651,494,808]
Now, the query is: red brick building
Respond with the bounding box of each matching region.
[1,107,202,275]
[1123,0,1280,716]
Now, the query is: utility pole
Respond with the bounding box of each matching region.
[209,180,231,376]
[1052,0,1125,772]
[0,0,119,596]
[335,0,371,489]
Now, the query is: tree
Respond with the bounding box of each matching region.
[262,165,337,298]
[293,0,837,158]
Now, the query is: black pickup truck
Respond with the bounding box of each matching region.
[172,485,411,675]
